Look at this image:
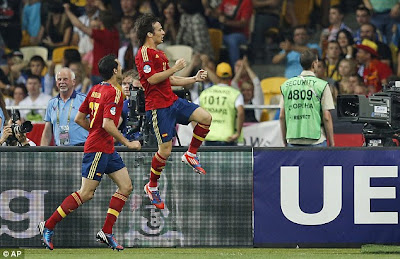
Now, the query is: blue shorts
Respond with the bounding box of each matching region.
[81,151,126,181]
[146,98,199,145]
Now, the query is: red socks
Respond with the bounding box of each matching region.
[149,152,166,187]
[102,192,128,234]
[45,192,82,230]
[188,123,210,154]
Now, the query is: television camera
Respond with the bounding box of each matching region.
[337,81,400,147]
[126,84,157,147]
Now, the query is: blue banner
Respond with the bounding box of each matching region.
[254,148,400,246]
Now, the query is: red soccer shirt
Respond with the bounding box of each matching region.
[79,82,123,154]
[219,0,253,37]
[92,28,120,76]
[135,46,178,111]
[362,59,392,93]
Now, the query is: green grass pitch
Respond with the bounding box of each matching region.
[16,247,400,259]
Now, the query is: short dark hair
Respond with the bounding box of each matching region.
[29,55,46,67]
[330,4,344,15]
[27,74,42,83]
[300,50,317,70]
[134,13,160,46]
[99,11,116,30]
[356,4,370,16]
[98,54,118,81]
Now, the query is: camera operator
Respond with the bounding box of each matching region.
[117,70,144,143]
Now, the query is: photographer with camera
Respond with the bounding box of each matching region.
[40,67,88,146]
[0,110,35,146]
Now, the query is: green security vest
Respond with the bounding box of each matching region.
[280,75,327,140]
[199,85,240,141]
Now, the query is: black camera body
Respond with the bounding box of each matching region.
[126,85,157,147]
[6,110,33,146]
[337,81,400,146]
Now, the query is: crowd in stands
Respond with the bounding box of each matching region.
[1,0,400,146]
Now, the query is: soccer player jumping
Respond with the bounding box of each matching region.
[38,55,141,251]
[134,14,212,210]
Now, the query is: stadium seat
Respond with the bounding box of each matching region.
[20,46,48,62]
[164,45,193,76]
[70,0,87,7]
[164,45,193,64]
[208,28,223,62]
[260,77,286,121]
[52,46,79,64]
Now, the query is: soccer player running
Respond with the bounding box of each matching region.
[38,55,141,251]
[134,14,212,210]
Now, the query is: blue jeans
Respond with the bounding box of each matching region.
[223,32,247,67]
[371,11,393,44]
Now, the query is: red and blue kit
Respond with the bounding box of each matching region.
[79,82,123,154]
[135,46,178,111]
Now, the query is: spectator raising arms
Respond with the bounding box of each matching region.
[63,3,119,86]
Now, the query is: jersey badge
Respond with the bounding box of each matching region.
[110,107,116,115]
[143,64,151,74]
[155,54,159,58]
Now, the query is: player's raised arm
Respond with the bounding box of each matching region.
[102,117,141,150]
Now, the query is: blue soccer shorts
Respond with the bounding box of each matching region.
[81,151,126,181]
[146,98,199,145]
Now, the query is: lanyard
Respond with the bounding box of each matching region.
[57,98,74,126]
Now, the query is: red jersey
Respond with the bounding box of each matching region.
[135,46,178,111]
[92,28,120,76]
[362,59,392,93]
[79,82,123,154]
[219,0,253,37]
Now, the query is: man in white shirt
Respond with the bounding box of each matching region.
[19,75,52,121]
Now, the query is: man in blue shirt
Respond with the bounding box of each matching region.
[40,68,88,146]
[272,25,322,79]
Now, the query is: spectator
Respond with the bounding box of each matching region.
[62,48,82,67]
[38,2,73,56]
[64,3,120,86]
[0,90,9,134]
[324,40,342,82]
[21,55,55,96]
[314,58,338,104]
[120,0,140,17]
[336,58,357,95]
[250,0,281,63]
[71,0,99,56]
[320,5,352,57]
[0,0,22,50]
[217,0,253,67]
[272,25,321,79]
[355,39,392,94]
[0,51,26,97]
[363,0,396,44]
[21,0,42,46]
[353,4,384,44]
[280,50,335,147]
[69,61,91,94]
[199,62,244,146]
[176,0,213,58]
[160,1,179,45]
[119,15,135,47]
[41,67,88,146]
[118,27,139,72]
[231,56,263,122]
[336,29,355,60]
[5,84,28,107]
[359,23,392,67]
[19,74,52,121]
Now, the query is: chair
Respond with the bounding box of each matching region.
[20,46,48,62]
[208,28,223,62]
[164,45,193,64]
[260,77,287,121]
[52,46,79,64]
